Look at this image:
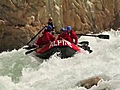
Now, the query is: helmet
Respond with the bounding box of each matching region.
[67,26,72,31]
[60,28,66,31]
[47,25,52,30]
[49,17,53,21]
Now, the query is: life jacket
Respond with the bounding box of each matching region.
[57,32,72,42]
[69,30,78,45]
[36,31,55,46]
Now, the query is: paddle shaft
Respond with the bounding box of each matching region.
[77,34,109,39]
[26,26,46,45]
[25,48,37,55]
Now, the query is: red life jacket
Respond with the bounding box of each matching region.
[36,31,55,46]
[69,30,78,45]
[57,32,72,43]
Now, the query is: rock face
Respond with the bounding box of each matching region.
[0,0,120,52]
[0,25,37,52]
[0,0,120,31]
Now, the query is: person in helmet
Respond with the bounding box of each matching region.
[44,24,53,32]
[66,26,78,45]
[57,28,72,42]
[47,17,55,35]
[36,25,55,48]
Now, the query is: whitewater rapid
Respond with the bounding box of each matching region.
[0,30,120,90]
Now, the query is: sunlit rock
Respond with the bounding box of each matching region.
[0,0,120,52]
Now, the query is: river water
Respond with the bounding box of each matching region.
[0,30,120,90]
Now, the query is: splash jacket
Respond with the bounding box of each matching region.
[36,31,55,46]
[57,32,72,42]
[69,30,78,45]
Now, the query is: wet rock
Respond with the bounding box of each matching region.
[75,76,102,89]
[75,75,111,89]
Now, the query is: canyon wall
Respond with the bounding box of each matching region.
[0,0,120,52]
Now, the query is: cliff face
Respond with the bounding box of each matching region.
[0,25,38,52]
[0,0,120,52]
[0,0,120,31]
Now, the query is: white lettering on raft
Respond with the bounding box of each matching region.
[49,40,72,48]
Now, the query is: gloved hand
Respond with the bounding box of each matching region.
[52,31,55,35]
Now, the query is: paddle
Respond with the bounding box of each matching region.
[77,41,93,53]
[77,34,110,39]
[25,48,37,55]
[23,45,36,50]
[26,26,46,45]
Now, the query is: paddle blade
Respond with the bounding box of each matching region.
[97,34,110,39]
[25,49,36,55]
[23,45,36,50]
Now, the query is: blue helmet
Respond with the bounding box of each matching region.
[60,28,66,31]
[46,25,52,31]
[67,26,72,31]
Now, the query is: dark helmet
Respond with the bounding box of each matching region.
[67,26,72,31]
[60,28,66,31]
[46,25,53,31]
